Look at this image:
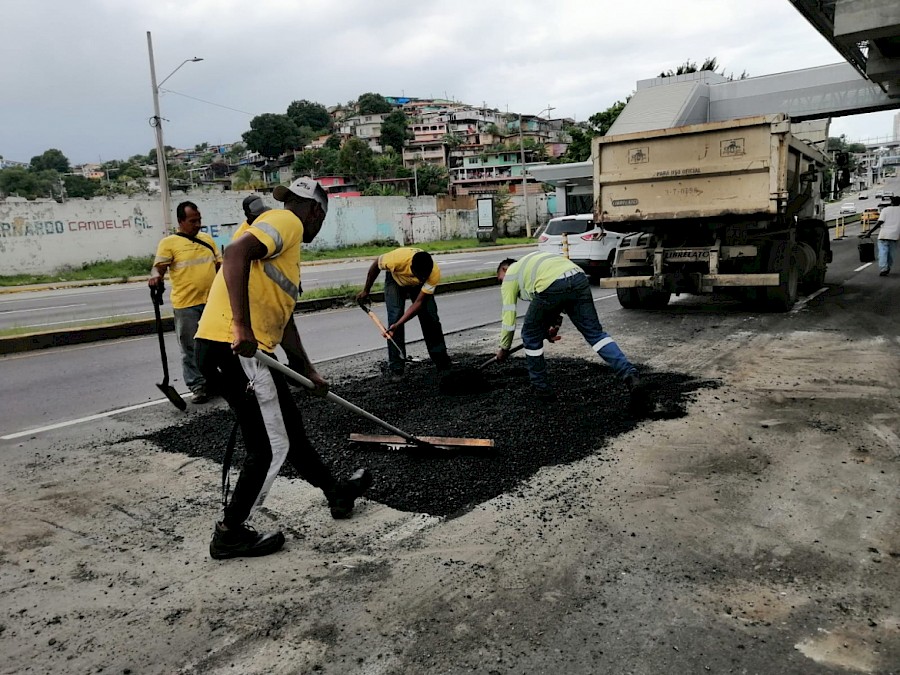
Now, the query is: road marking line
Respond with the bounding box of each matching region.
[17,311,155,329]
[1,394,194,440]
[854,262,873,272]
[592,293,616,302]
[0,303,86,315]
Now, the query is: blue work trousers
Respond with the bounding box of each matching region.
[173,304,206,393]
[384,274,449,373]
[520,272,636,391]
[878,239,897,273]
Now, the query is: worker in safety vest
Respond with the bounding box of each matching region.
[496,252,648,409]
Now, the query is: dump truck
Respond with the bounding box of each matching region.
[594,114,830,311]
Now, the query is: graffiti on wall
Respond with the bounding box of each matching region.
[0,207,152,238]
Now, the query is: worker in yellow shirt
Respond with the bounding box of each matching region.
[195,178,371,560]
[496,252,648,410]
[356,247,452,382]
[148,201,221,403]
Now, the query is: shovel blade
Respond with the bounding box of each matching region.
[157,383,188,411]
[349,432,494,450]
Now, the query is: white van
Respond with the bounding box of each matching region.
[537,214,622,282]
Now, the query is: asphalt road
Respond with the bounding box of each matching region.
[0,223,884,441]
[825,175,899,219]
[0,245,536,332]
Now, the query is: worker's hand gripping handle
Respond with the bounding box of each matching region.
[150,280,166,306]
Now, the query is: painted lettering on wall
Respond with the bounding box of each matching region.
[0,211,152,238]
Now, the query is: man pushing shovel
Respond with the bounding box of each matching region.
[495,252,649,411]
[195,177,372,560]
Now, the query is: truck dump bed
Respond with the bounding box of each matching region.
[592,114,825,231]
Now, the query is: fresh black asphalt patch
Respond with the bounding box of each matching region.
[140,355,715,518]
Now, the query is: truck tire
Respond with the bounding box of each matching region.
[761,241,799,312]
[615,269,671,310]
[799,228,827,294]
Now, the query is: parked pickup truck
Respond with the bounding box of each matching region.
[593,114,831,311]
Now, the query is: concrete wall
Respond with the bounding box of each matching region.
[0,192,495,275]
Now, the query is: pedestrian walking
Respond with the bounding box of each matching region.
[872,195,900,276]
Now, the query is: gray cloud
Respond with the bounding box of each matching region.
[1,0,894,165]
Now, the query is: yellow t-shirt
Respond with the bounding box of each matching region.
[378,247,441,294]
[153,232,221,309]
[196,209,303,352]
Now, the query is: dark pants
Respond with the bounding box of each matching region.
[196,339,336,528]
[521,272,636,391]
[384,273,449,373]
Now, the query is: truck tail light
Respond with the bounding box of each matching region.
[580,232,606,241]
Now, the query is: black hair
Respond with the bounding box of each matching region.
[892,196,900,207]
[497,258,517,275]
[176,201,198,222]
[411,251,434,282]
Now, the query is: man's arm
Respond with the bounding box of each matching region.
[388,289,428,333]
[282,318,328,396]
[497,279,519,352]
[355,259,382,301]
[223,232,267,356]
[148,262,169,286]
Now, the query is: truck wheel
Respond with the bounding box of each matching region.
[762,242,799,312]
[615,269,671,309]
[799,230,827,294]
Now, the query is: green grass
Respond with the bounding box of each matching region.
[0,256,155,287]
[0,238,533,287]
[301,236,533,261]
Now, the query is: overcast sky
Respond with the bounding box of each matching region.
[3,0,898,166]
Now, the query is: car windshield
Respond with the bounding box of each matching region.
[545,219,593,235]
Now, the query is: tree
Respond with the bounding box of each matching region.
[286,99,332,133]
[242,113,302,159]
[659,57,747,81]
[30,148,70,173]
[339,137,375,184]
[589,100,627,136]
[380,110,412,154]
[292,147,340,177]
[63,174,100,199]
[0,167,43,198]
[356,92,392,115]
[225,143,246,163]
[559,125,593,163]
[324,135,342,150]
[373,148,403,180]
[414,163,449,196]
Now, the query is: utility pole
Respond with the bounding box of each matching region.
[519,114,530,237]
[147,32,172,232]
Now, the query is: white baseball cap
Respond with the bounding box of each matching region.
[272,177,328,215]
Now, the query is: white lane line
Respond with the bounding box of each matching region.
[15,310,155,329]
[438,260,476,265]
[1,393,195,440]
[592,293,617,302]
[854,262,873,272]
[0,303,86,315]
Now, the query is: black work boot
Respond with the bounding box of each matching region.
[209,522,285,560]
[326,468,373,519]
[624,374,652,415]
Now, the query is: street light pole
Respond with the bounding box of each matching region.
[146,31,202,232]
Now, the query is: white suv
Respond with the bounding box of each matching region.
[537,214,622,282]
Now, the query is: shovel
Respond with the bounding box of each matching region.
[357,298,408,359]
[254,352,494,451]
[150,282,187,411]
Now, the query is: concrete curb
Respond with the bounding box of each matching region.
[0,276,500,356]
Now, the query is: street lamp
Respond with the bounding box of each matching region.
[520,105,555,237]
[146,31,202,232]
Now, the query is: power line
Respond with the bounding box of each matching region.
[159,88,254,116]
